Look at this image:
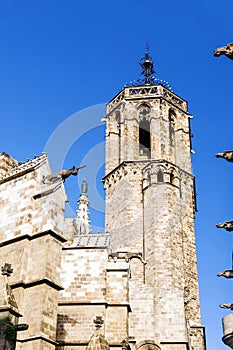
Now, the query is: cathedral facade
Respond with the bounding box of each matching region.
[0,51,206,350]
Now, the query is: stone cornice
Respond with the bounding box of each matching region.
[0,306,22,317]
[17,335,59,345]
[11,277,63,291]
[103,160,194,190]
[58,301,131,312]
[0,153,47,185]
[0,229,67,248]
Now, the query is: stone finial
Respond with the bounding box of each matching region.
[93,316,104,330]
[214,43,233,60]
[82,179,88,194]
[1,264,13,276]
[74,179,91,236]
[216,221,233,232]
[215,151,233,162]
[86,316,109,350]
[217,269,233,278]
[220,303,233,310]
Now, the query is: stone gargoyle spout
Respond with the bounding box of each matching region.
[217,270,233,278]
[220,303,233,310]
[43,165,86,184]
[58,165,86,181]
[214,43,233,60]
[215,151,233,162]
[216,221,233,232]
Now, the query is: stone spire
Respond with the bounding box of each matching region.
[74,179,91,235]
[86,317,110,350]
[0,263,20,317]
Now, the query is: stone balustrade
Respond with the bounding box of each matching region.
[107,85,187,112]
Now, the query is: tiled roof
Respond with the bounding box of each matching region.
[74,234,110,248]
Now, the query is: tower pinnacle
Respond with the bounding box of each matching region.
[74,179,91,235]
[140,43,155,85]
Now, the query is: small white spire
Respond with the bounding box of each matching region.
[74,179,91,235]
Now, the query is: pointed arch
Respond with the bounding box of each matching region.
[136,340,161,350]
[153,165,164,183]
[138,103,151,122]
[137,102,151,111]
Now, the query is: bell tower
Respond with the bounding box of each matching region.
[103,48,206,350]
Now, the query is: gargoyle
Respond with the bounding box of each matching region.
[43,165,85,184]
[108,252,118,261]
[216,221,233,232]
[214,43,233,60]
[217,269,233,278]
[219,303,233,310]
[215,151,233,162]
[108,252,147,265]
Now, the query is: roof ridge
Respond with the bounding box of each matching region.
[0,152,48,183]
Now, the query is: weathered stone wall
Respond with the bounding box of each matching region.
[59,248,107,304]
[180,174,201,325]
[104,162,144,252]
[58,247,130,348]
[128,281,155,342]
[105,109,120,174]
[0,155,66,241]
[105,260,129,343]
[189,327,206,350]
[0,154,67,349]
[143,181,188,343]
[56,304,106,348]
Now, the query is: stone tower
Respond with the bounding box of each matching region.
[103,49,206,350]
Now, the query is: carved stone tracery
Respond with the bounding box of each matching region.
[103,163,140,189]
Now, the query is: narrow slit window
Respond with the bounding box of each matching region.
[157,169,163,182]
[170,172,175,184]
[139,119,151,157]
[169,110,176,146]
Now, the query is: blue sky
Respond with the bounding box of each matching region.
[0,1,233,349]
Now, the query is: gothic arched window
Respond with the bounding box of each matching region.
[139,119,151,157]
